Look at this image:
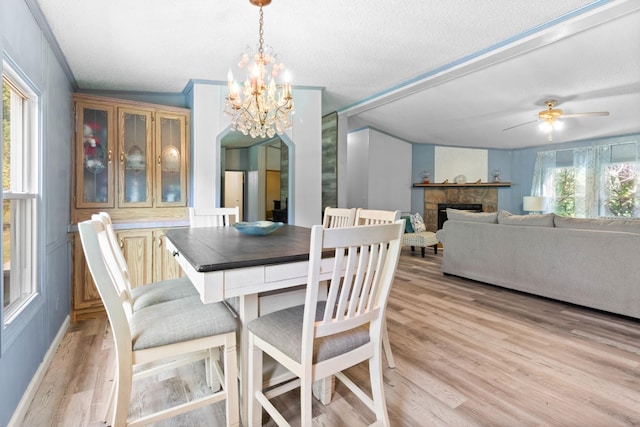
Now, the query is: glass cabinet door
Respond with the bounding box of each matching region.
[119,108,153,207]
[156,113,187,206]
[76,103,114,208]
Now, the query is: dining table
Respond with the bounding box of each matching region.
[164,224,336,423]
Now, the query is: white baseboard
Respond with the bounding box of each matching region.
[8,315,70,427]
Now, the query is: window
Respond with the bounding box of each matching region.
[553,167,578,217]
[602,163,638,217]
[601,143,639,217]
[532,141,639,219]
[2,62,39,324]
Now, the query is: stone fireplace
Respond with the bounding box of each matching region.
[422,186,499,231]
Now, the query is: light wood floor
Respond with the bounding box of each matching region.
[21,248,640,426]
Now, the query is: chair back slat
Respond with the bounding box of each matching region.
[357,243,379,315]
[333,245,362,321]
[343,245,367,319]
[94,218,136,314]
[366,243,387,311]
[189,207,240,227]
[323,248,345,323]
[97,213,132,288]
[322,207,357,229]
[94,213,134,296]
[354,208,400,225]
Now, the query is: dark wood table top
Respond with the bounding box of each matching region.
[165,225,314,272]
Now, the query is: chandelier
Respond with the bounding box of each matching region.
[225,0,294,139]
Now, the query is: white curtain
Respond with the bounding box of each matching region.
[573,145,609,218]
[530,151,556,212]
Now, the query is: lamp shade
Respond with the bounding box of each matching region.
[523,196,545,212]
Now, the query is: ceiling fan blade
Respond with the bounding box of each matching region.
[502,119,537,131]
[562,111,610,119]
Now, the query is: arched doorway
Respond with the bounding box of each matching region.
[218,129,294,222]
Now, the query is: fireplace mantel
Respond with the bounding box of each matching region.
[413,182,511,188]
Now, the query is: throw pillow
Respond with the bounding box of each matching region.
[410,212,427,232]
[401,215,415,233]
[497,210,555,227]
[446,208,498,224]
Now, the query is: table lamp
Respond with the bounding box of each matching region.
[523,196,545,214]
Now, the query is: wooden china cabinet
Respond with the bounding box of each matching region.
[70,94,190,321]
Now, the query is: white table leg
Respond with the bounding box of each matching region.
[237,294,259,426]
[313,376,335,405]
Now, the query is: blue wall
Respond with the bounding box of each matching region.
[411,144,517,213]
[0,0,73,425]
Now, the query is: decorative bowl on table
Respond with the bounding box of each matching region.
[232,221,284,236]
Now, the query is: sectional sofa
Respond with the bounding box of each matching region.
[435,209,640,319]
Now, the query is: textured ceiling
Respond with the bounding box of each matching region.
[34,0,640,148]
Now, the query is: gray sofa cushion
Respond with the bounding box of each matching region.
[130,296,238,351]
[130,276,199,311]
[554,216,640,235]
[498,210,555,227]
[248,302,370,364]
[446,208,498,223]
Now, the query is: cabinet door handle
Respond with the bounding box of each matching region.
[108,150,113,163]
[119,239,124,249]
[158,237,163,248]
[120,151,125,163]
[157,155,162,165]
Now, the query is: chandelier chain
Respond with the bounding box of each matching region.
[258,6,264,55]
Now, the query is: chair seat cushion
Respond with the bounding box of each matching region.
[247,302,370,364]
[402,231,438,247]
[130,276,199,312]
[130,296,238,351]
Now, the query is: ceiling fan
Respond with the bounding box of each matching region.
[502,99,610,140]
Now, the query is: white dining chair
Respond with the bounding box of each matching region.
[322,206,357,229]
[93,215,229,414]
[246,221,403,426]
[353,208,401,369]
[78,218,240,427]
[94,213,208,422]
[189,206,240,227]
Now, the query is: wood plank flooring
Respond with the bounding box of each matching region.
[20,248,640,426]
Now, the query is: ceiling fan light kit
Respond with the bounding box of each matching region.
[537,100,565,140]
[538,99,564,141]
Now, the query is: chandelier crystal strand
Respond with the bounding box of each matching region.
[225,1,294,139]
